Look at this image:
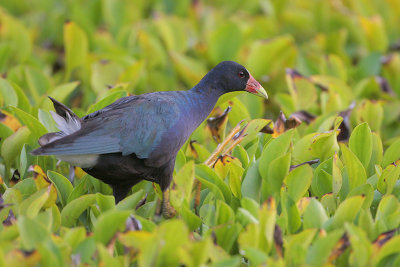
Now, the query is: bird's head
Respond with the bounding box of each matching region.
[207,61,268,99]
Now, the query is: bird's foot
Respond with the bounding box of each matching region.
[162,190,176,219]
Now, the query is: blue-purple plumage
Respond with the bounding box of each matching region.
[31,61,268,202]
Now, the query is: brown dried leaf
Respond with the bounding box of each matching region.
[272,111,286,138]
[337,102,355,142]
[329,233,350,261]
[373,228,398,248]
[207,106,231,143]
[274,224,283,258]
[290,111,316,124]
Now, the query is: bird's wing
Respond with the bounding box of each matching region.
[35,94,181,158]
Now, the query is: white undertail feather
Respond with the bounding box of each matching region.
[57,154,99,168]
[50,111,81,135]
[49,111,98,168]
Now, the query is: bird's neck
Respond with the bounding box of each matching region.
[184,83,225,127]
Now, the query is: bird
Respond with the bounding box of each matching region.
[31,61,268,216]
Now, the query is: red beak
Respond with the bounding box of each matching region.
[245,74,268,99]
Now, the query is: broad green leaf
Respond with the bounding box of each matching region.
[306,229,344,266]
[241,160,262,201]
[374,195,400,234]
[116,189,146,211]
[48,81,79,103]
[349,122,372,169]
[285,229,317,266]
[1,126,30,166]
[95,193,115,212]
[259,129,293,179]
[64,21,88,79]
[377,164,400,195]
[180,203,202,231]
[332,153,343,196]
[382,138,400,167]
[9,106,47,138]
[311,157,333,198]
[346,224,372,267]
[86,89,128,114]
[340,144,367,191]
[0,78,18,107]
[47,171,73,207]
[368,133,383,175]
[285,164,313,202]
[263,153,291,198]
[93,209,131,244]
[247,35,297,78]
[195,164,231,203]
[303,198,328,229]
[18,216,50,251]
[356,100,383,133]
[207,22,242,64]
[61,194,96,227]
[328,195,365,230]
[310,131,339,162]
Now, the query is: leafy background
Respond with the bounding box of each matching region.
[1,0,400,266]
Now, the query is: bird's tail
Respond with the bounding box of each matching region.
[31,97,81,155]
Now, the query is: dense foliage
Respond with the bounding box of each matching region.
[1,0,400,266]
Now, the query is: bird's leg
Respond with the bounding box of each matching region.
[112,185,132,204]
[194,179,202,215]
[162,189,176,218]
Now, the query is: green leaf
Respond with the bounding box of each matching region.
[285,229,317,266]
[1,126,30,166]
[0,78,18,107]
[310,131,339,162]
[374,195,400,234]
[263,153,291,198]
[61,194,96,227]
[116,189,146,211]
[95,193,115,212]
[303,198,328,229]
[18,216,50,251]
[47,171,73,207]
[246,35,297,78]
[9,106,47,138]
[259,129,293,179]
[346,224,372,266]
[207,22,242,64]
[64,21,88,79]
[375,235,400,265]
[377,164,400,195]
[48,81,79,103]
[306,229,344,266]
[356,100,383,133]
[311,157,333,198]
[18,187,50,218]
[195,164,231,203]
[340,144,367,191]
[241,160,262,201]
[180,203,202,231]
[93,209,131,244]
[368,133,383,175]
[285,164,313,202]
[86,90,128,114]
[349,122,372,169]
[328,195,365,230]
[382,138,400,167]
[332,153,343,197]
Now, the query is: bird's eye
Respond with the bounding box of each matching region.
[238,71,245,78]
